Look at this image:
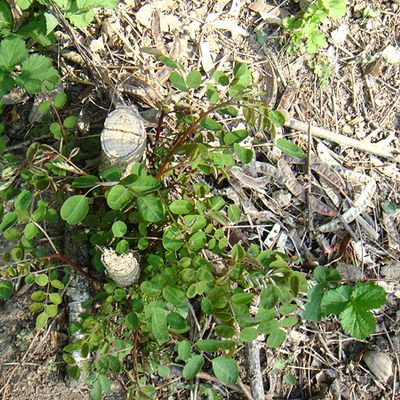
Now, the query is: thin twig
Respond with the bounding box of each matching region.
[284,118,399,161]
[39,253,94,281]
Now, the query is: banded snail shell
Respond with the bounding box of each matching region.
[100,106,146,170]
[101,247,140,287]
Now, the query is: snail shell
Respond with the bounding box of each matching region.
[101,247,140,287]
[100,106,146,175]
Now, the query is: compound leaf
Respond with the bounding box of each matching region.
[15,54,59,93]
[0,36,28,72]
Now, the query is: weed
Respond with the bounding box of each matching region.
[0,50,386,400]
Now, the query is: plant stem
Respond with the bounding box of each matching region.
[155,100,234,179]
[40,253,95,281]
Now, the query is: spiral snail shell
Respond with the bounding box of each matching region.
[100,105,147,176]
[101,247,140,287]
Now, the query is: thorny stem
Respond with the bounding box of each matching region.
[155,100,234,179]
[40,253,95,281]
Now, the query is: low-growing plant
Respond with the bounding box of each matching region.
[0,0,119,98]
[283,0,347,55]
[0,56,386,399]
[303,266,386,339]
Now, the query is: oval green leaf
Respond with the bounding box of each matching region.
[183,355,204,380]
[212,357,239,385]
[60,195,89,225]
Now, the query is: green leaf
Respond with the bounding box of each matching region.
[186,70,202,89]
[267,328,286,348]
[276,138,305,159]
[17,13,56,47]
[206,83,219,103]
[158,55,178,68]
[169,71,188,92]
[107,185,134,210]
[381,200,397,215]
[233,143,253,164]
[31,290,46,301]
[0,73,14,96]
[320,285,351,315]
[339,304,376,340]
[15,55,59,94]
[201,117,222,131]
[306,29,327,53]
[260,286,279,309]
[124,311,138,330]
[162,225,183,251]
[49,292,62,305]
[0,281,12,300]
[314,266,340,284]
[50,279,64,289]
[23,222,39,240]
[223,129,248,145]
[3,227,20,240]
[268,110,285,127]
[231,292,253,305]
[228,204,241,223]
[60,195,89,225]
[283,373,297,385]
[115,239,129,254]
[53,92,67,108]
[213,71,229,86]
[137,194,164,223]
[35,274,48,286]
[45,304,58,317]
[303,283,326,321]
[182,214,207,233]
[321,0,347,19]
[72,175,99,188]
[35,311,49,330]
[352,281,386,310]
[90,379,102,400]
[169,200,194,215]
[214,325,235,338]
[50,122,62,139]
[127,175,160,195]
[152,308,169,345]
[15,0,33,10]
[167,312,189,333]
[29,302,44,313]
[0,211,18,232]
[0,0,13,35]
[176,340,191,362]
[63,116,78,129]
[189,231,206,251]
[183,355,204,379]
[111,220,127,238]
[162,286,186,306]
[0,36,28,72]
[212,357,239,385]
[196,339,220,352]
[240,327,258,342]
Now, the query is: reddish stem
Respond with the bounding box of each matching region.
[155,100,233,179]
[40,253,94,281]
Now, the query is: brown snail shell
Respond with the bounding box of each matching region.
[101,247,140,287]
[100,106,146,175]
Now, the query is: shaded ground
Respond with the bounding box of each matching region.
[1,0,400,399]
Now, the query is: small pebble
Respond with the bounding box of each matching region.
[363,351,393,383]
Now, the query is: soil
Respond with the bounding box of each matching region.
[1,0,400,399]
